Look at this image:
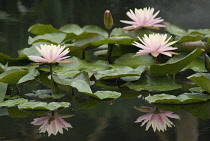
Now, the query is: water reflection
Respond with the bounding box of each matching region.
[134,106,180,132]
[31,111,73,136]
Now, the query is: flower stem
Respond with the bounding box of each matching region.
[106,29,113,64]
[154,57,159,64]
[49,63,59,94]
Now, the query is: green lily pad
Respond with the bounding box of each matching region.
[83,25,108,37]
[95,66,147,80]
[150,48,204,75]
[113,53,155,68]
[145,93,210,104]
[0,98,28,107]
[59,24,83,35]
[87,91,121,100]
[165,22,188,37]
[28,24,60,35]
[124,74,181,91]
[28,32,67,45]
[189,87,205,93]
[18,69,39,84]
[176,35,204,43]
[184,55,206,72]
[0,69,28,85]
[188,73,210,93]
[0,82,8,102]
[18,102,70,111]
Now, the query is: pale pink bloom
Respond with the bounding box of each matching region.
[133,33,177,57]
[120,7,166,30]
[31,113,73,136]
[28,44,71,63]
[135,106,180,132]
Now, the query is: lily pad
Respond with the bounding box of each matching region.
[0,69,28,85]
[18,69,40,84]
[95,66,147,80]
[113,53,155,68]
[0,98,28,107]
[145,93,210,104]
[25,89,65,99]
[150,48,204,75]
[0,82,8,102]
[165,22,188,37]
[59,24,84,35]
[28,24,60,35]
[28,32,67,45]
[18,102,70,111]
[188,73,210,93]
[124,74,181,91]
[87,91,121,100]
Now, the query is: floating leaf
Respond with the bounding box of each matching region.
[150,48,204,75]
[165,22,188,37]
[28,24,60,35]
[25,89,65,99]
[0,82,8,102]
[145,93,210,104]
[176,35,204,43]
[113,53,155,68]
[18,102,70,111]
[59,24,83,35]
[0,69,28,85]
[188,73,210,93]
[124,74,181,91]
[95,66,147,80]
[18,69,39,84]
[86,91,121,100]
[28,32,67,45]
[83,25,108,37]
[0,98,28,107]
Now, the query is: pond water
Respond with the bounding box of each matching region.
[1,0,210,141]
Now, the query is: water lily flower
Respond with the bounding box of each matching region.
[120,7,167,30]
[31,112,73,136]
[28,44,71,63]
[135,106,180,132]
[133,33,177,58]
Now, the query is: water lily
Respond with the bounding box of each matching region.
[31,112,73,136]
[28,44,71,63]
[135,106,180,132]
[133,33,177,58]
[120,7,166,30]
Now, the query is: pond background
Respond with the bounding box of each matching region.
[1,0,210,141]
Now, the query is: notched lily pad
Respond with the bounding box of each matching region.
[145,93,210,104]
[0,98,28,107]
[18,102,70,111]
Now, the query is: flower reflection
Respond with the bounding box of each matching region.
[31,112,73,136]
[135,106,180,132]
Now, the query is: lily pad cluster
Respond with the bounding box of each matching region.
[1,10,210,114]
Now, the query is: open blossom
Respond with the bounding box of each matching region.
[120,7,166,30]
[31,113,73,136]
[135,106,180,132]
[133,33,177,57]
[28,44,71,63]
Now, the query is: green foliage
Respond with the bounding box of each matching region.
[145,93,210,104]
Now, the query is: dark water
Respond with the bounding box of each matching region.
[1,0,210,141]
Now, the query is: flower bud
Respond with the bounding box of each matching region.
[205,53,210,73]
[104,10,113,29]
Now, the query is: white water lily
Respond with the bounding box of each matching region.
[135,106,180,132]
[133,33,177,57]
[120,7,166,30]
[28,44,71,63]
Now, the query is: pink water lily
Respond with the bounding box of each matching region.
[28,44,71,63]
[135,106,180,132]
[120,7,167,30]
[133,33,177,57]
[31,113,73,136]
